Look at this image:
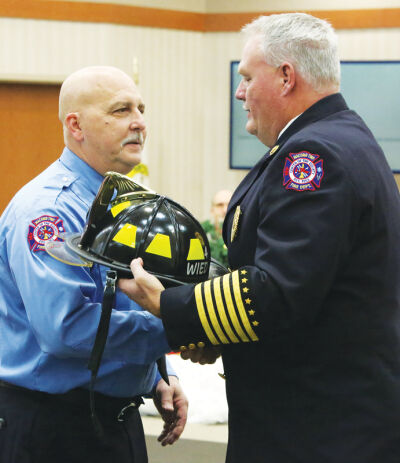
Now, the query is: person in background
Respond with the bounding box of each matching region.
[0,66,187,463]
[119,13,400,463]
[202,189,232,267]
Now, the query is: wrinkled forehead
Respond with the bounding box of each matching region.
[59,68,142,118]
[81,72,141,106]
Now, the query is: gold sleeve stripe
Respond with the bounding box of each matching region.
[202,280,229,344]
[194,283,220,345]
[232,271,259,341]
[222,274,249,342]
[213,277,240,343]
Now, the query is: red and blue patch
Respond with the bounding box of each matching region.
[27,215,65,252]
[283,151,324,192]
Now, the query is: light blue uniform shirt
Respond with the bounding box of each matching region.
[0,148,172,397]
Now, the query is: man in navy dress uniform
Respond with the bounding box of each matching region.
[119,13,400,463]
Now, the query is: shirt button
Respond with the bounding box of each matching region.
[180,345,187,352]
[188,343,196,350]
[197,342,205,348]
[0,418,6,429]
[63,176,69,182]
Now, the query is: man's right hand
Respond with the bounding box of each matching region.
[118,258,164,318]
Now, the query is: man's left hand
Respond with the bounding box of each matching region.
[180,346,221,365]
[152,375,188,446]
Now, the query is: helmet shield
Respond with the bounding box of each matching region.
[45,172,211,287]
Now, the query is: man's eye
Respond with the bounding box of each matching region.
[115,107,129,113]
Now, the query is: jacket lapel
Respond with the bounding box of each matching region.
[222,93,349,244]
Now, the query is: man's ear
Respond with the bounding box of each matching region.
[280,62,295,96]
[65,113,83,142]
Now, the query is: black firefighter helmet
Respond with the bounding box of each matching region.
[45,172,229,434]
[45,172,228,432]
[45,172,223,286]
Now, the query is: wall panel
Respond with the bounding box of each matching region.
[0,17,398,218]
[0,84,64,212]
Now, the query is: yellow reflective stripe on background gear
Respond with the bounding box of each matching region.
[111,201,131,217]
[194,283,220,345]
[213,277,240,343]
[231,271,259,341]
[112,224,137,248]
[222,274,249,342]
[203,280,229,344]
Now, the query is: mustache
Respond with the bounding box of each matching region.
[121,132,144,146]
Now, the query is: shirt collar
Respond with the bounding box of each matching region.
[59,147,104,195]
[277,114,302,141]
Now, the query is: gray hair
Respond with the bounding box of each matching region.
[241,13,340,92]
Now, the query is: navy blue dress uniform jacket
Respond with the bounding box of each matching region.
[161,93,400,462]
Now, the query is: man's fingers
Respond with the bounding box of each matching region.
[158,405,188,445]
[180,346,220,364]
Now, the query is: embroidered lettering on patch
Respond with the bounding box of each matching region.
[283,151,324,191]
[27,215,65,252]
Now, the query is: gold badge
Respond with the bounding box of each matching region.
[269,145,279,156]
[231,206,241,242]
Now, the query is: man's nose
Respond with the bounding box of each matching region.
[130,111,146,131]
[235,80,245,100]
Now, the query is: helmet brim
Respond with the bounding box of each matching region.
[45,232,185,287]
[45,233,93,267]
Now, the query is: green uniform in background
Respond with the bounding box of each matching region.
[201,219,228,267]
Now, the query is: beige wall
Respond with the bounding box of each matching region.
[0,9,399,219]
[205,0,400,12]
[61,0,400,12]
[63,0,207,11]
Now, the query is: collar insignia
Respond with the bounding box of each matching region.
[269,145,279,156]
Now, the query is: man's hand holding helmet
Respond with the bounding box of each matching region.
[119,263,221,366]
[119,257,163,318]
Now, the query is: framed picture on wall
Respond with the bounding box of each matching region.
[229,60,400,172]
[229,61,266,169]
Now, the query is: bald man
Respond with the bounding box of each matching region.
[0,66,187,463]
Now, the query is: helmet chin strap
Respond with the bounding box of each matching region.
[87,269,169,436]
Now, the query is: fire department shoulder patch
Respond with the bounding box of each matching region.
[283,151,324,192]
[27,215,65,252]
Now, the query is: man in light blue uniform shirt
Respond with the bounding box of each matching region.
[0,66,187,463]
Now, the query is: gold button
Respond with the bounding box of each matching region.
[197,342,205,348]
[180,345,187,352]
[188,343,196,350]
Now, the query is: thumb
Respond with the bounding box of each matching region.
[130,257,146,278]
[159,384,174,412]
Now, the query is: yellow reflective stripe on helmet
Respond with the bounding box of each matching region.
[232,271,259,341]
[111,201,131,217]
[203,280,229,344]
[112,224,137,248]
[195,283,220,345]
[187,238,205,260]
[145,233,172,258]
[213,277,239,343]
[222,274,249,342]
